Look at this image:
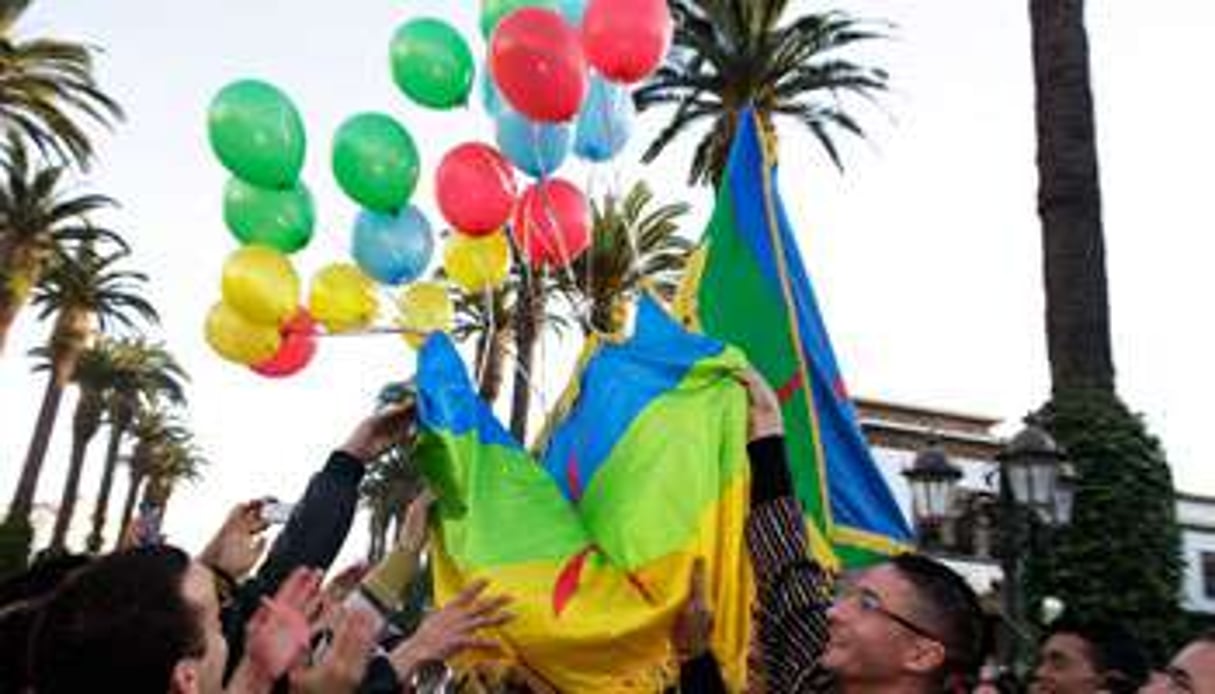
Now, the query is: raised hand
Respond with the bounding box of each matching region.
[289,608,378,694]
[199,499,270,581]
[739,367,784,441]
[339,401,416,463]
[397,488,437,556]
[243,567,322,681]
[387,580,514,681]
[671,558,714,661]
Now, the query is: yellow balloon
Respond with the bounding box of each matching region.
[221,245,299,325]
[204,301,282,365]
[308,263,379,333]
[396,281,453,349]
[443,229,510,293]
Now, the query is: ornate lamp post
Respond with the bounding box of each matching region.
[995,417,1073,673]
[902,442,963,550]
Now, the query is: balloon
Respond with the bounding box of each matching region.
[583,0,672,84]
[223,178,315,253]
[205,301,282,365]
[557,0,587,25]
[436,143,516,235]
[221,245,299,325]
[444,230,511,293]
[352,206,434,285]
[489,8,588,122]
[207,80,306,188]
[251,308,318,377]
[309,263,379,332]
[479,66,504,116]
[396,281,453,350]
[511,178,591,267]
[495,106,571,177]
[332,113,419,213]
[390,18,475,109]
[574,74,634,162]
[480,0,559,39]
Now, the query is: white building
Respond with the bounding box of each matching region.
[1176,492,1215,615]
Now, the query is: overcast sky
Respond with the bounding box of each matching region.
[2,1,1212,558]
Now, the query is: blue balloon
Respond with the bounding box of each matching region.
[480,66,503,117]
[495,106,572,178]
[352,206,434,285]
[575,75,634,162]
[558,0,588,25]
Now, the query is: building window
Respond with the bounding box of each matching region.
[1204,552,1215,599]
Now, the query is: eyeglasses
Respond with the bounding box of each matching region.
[832,580,943,645]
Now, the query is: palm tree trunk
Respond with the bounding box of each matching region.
[49,408,99,554]
[1030,0,1114,394]
[509,269,543,443]
[6,374,66,523]
[85,414,129,552]
[113,470,145,551]
[476,321,507,404]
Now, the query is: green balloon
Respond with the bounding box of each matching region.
[223,178,315,254]
[208,80,306,189]
[332,113,419,213]
[391,19,475,110]
[480,0,560,39]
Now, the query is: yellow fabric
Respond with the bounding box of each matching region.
[431,473,755,693]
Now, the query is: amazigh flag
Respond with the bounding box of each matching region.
[414,297,753,692]
[676,107,912,567]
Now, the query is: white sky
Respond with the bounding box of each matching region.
[2,1,1213,560]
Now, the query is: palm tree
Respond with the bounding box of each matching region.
[450,282,514,404]
[42,336,123,552]
[131,434,206,546]
[360,443,424,563]
[85,339,187,552]
[634,0,888,185]
[114,407,188,549]
[1,245,155,570]
[0,138,122,354]
[0,29,123,168]
[559,181,693,334]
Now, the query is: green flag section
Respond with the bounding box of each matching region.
[677,107,912,567]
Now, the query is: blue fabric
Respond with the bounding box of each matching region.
[416,333,520,451]
[539,296,723,500]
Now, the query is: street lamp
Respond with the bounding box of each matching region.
[995,417,1073,675]
[902,443,963,548]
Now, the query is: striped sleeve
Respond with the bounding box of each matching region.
[746,495,836,693]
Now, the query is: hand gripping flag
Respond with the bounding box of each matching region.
[414,297,754,691]
[675,107,912,567]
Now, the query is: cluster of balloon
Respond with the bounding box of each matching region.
[202,0,670,374]
[206,81,318,377]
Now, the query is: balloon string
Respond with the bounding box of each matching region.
[473,284,496,390]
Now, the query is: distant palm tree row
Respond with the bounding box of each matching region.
[0,7,200,577]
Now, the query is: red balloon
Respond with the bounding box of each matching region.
[583,0,672,84]
[252,308,318,378]
[436,143,517,236]
[511,178,591,267]
[490,8,588,122]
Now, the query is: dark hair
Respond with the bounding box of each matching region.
[0,552,91,608]
[1045,614,1150,693]
[28,545,207,694]
[890,553,986,682]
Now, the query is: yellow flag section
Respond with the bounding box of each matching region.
[414,297,754,691]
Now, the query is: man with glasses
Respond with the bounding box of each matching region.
[741,370,986,692]
[1140,630,1215,694]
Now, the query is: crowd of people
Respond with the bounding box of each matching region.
[0,372,1211,693]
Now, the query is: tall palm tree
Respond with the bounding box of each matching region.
[114,407,188,549]
[0,29,123,169]
[0,2,30,33]
[634,0,888,185]
[560,181,693,334]
[0,138,121,354]
[131,435,205,546]
[2,246,155,569]
[85,339,186,552]
[43,336,123,552]
[450,282,514,404]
